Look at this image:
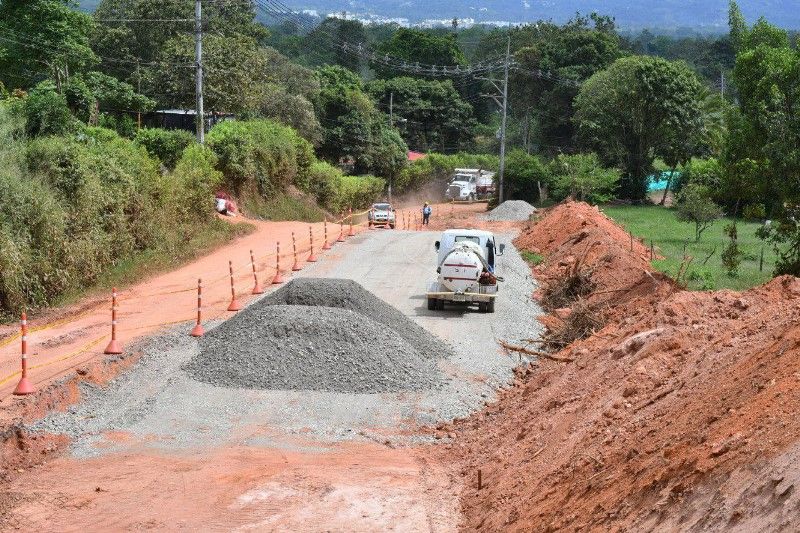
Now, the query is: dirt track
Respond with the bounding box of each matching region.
[1,209,538,531]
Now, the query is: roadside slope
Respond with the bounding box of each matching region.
[440,201,800,531]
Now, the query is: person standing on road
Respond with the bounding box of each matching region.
[422,202,432,225]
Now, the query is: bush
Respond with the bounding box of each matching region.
[675,184,724,242]
[171,144,223,221]
[742,203,766,221]
[24,82,75,137]
[721,223,742,277]
[505,150,548,203]
[757,205,800,276]
[135,128,196,169]
[206,119,313,196]
[549,153,620,204]
[0,102,230,316]
[327,174,386,214]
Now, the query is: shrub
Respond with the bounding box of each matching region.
[0,104,228,316]
[135,128,196,169]
[721,223,742,277]
[171,144,223,221]
[757,205,800,276]
[206,119,312,196]
[24,82,75,137]
[327,174,386,214]
[742,203,766,221]
[505,150,549,203]
[675,184,724,242]
[549,153,620,204]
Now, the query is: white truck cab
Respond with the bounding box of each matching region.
[427,229,505,313]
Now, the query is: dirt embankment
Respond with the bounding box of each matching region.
[439,200,800,531]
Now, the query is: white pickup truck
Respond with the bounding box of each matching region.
[426,229,504,313]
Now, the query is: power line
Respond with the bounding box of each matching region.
[255,0,506,77]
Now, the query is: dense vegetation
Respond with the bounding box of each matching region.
[0,0,798,315]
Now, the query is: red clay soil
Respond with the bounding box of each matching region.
[437,200,800,531]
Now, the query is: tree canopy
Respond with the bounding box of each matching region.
[367,77,476,153]
[575,55,704,200]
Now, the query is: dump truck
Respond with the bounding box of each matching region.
[444,169,496,201]
[426,229,504,313]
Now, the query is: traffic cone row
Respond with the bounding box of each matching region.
[7,220,365,397]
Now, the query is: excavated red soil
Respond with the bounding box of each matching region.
[437,201,800,531]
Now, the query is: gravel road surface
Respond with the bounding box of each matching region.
[33,229,543,455]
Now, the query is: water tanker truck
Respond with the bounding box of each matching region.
[426,229,505,313]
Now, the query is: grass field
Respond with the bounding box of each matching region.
[601,205,777,291]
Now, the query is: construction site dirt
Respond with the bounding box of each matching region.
[4,200,800,531]
[0,204,540,530]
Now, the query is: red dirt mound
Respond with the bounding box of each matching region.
[516,200,675,317]
[437,201,800,531]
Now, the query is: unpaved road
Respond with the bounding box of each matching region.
[2,227,541,531]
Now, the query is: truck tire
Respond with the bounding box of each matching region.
[389,223,395,229]
[487,299,495,313]
[437,299,445,311]
[427,298,436,311]
[478,302,487,313]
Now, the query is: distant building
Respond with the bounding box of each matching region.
[407,151,427,162]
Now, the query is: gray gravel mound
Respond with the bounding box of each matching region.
[263,278,452,359]
[184,304,442,393]
[482,200,537,221]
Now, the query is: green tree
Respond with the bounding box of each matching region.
[574,55,704,200]
[549,153,620,204]
[757,206,800,276]
[374,28,466,79]
[314,65,407,177]
[728,1,748,53]
[730,21,799,212]
[509,15,622,155]
[367,77,476,152]
[293,17,367,72]
[0,0,97,90]
[503,150,548,203]
[675,184,724,241]
[92,0,266,84]
[23,82,76,136]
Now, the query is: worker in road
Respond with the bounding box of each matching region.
[422,202,432,225]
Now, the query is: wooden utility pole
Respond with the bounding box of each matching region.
[194,0,204,144]
[498,35,510,203]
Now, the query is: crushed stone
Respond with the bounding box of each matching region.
[184,280,449,393]
[262,278,453,359]
[482,200,537,221]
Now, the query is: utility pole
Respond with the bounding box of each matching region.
[477,35,511,203]
[498,35,510,204]
[720,69,725,99]
[194,0,204,144]
[136,58,142,130]
[389,91,393,126]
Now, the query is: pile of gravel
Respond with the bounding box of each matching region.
[483,200,537,221]
[184,279,450,393]
[262,278,452,359]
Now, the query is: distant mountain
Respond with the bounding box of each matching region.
[78,1,800,30]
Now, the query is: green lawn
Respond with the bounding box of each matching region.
[601,205,777,291]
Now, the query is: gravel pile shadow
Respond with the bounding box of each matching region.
[184,279,451,393]
[262,278,453,359]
